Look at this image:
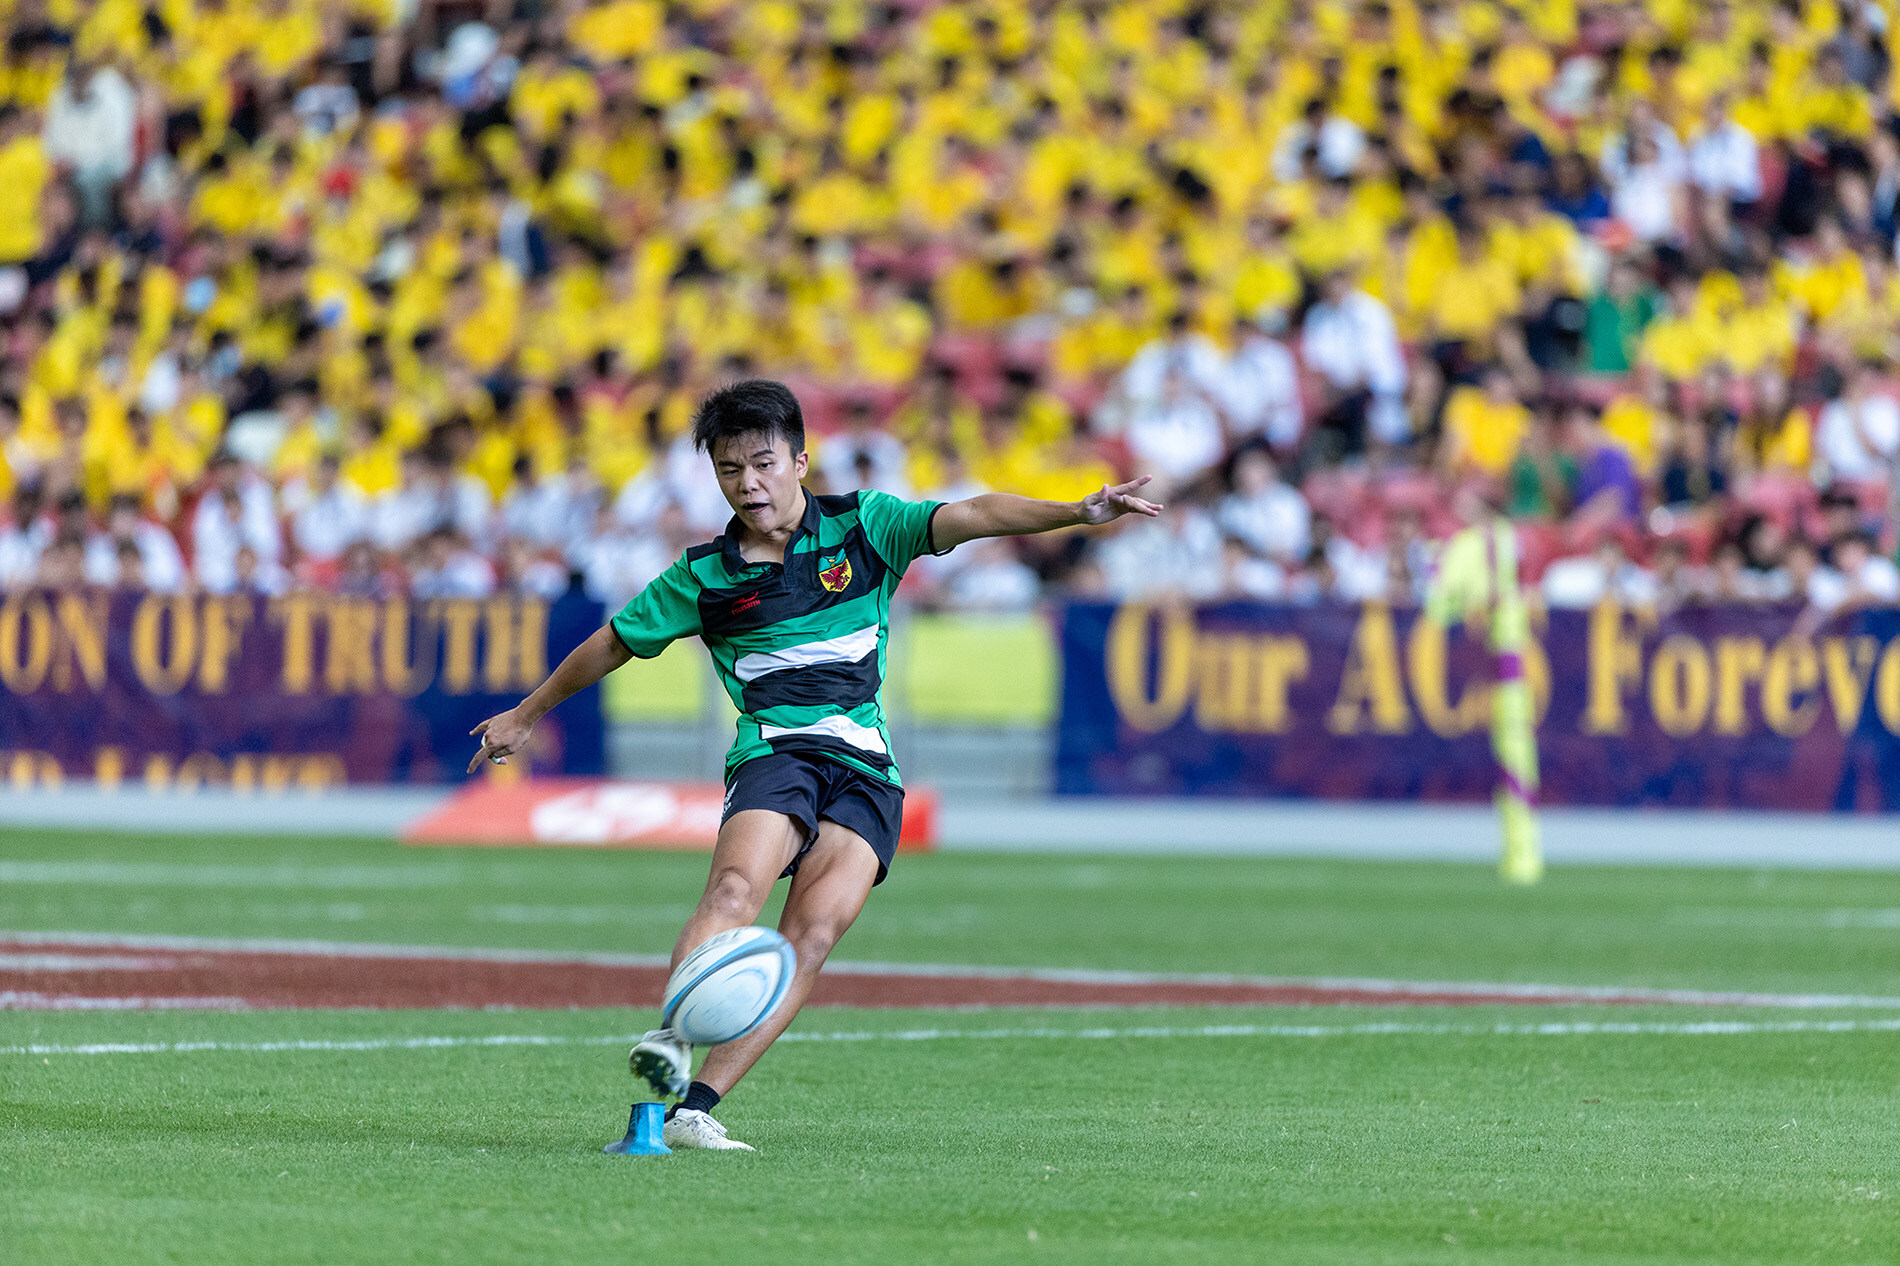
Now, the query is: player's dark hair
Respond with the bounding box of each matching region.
[691,379,806,456]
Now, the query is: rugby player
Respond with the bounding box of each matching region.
[470,379,1160,1150]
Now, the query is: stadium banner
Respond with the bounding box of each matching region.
[1056,601,1900,811]
[403,777,939,850]
[0,589,605,787]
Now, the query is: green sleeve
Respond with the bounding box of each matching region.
[609,555,703,658]
[855,489,945,575]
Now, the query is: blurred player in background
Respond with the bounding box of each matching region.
[1425,486,1544,885]
[470,379,1161,1149]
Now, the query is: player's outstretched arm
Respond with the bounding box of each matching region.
[467,625,633,772]
[929,477,1163,552]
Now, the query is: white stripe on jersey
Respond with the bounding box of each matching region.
[732,623,881,682]
[758,714,890,756]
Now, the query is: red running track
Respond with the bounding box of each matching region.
[0,939,1675,1011]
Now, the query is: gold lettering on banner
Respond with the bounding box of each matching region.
[1876,640,1900,735]
[1105,603,1194,732]
[1406,618,1488,737]
[173,752,224,791]
[1252,637,1310,733]
[1712,636,1768,736]
[1583,600,1647,735]
[297,755,347,790]
[261,755,297,793]
[324,598,380,694]
[52,592,107,691]
[0,593,53,692]
[1761,638,1821,737]
[1190,633,1310,733]
[6,751,60,788]
[435,599,482,694]
[130,595,197,694]
[269,593,320,693]
[94,746,124,789]
[484,597,549,692]
[382,599,435,696]
[142,753,173,790]
[1649,634,1712,737]
[1820,636,1879,733]
[1327,604,1411,735]
[198,596,253,694]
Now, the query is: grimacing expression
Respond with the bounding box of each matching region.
[711,433,810,534]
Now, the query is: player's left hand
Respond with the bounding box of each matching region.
[1078,476,1164,526]
[468,708,532,773]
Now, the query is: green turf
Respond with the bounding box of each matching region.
[3,828,1899,995]
[4,1005,1896,1264]
[5,827,1900,1262]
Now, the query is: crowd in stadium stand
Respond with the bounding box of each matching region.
[0,0,1897,619]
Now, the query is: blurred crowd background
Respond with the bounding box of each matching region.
[0,0,1898,619]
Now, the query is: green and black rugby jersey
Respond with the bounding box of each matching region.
[608,489,945,787]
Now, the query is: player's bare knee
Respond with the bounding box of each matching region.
[700,866,765,923]
[783,915,847,965]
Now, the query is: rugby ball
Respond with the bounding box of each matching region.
[662,926,797,1046]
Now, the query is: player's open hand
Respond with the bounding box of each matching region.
[1078,476,1164,526]
[468,709,532,774]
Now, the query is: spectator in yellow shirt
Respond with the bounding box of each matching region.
[0,106,49,264]
[1440,370,1532,477]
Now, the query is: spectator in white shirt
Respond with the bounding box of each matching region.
[1542,538,1661,609]
[191,454,282,594]
[1686,93,1762,206]
[1272,97,1366,181]
[1600,98,1687,188]
[1217,442,1311,566]
[230,543,291,596]
[409,527,497,599]
[940,538,1042,612]
[0,484,48,589]
[1120,310,1229,406]
[583,501,691,609]
[282,453,369,565]
[1221,536,1289,598]
[819,396,912,499]
[1090,503,1226,600]
[1218,322,1304,448]
[292,61,360,138]
[1117,364,1227,485]
[86,495,186,593]
[1608,128,1686,244]
[1301,270,1410,448]
[371,450,440,552]
[495,536,570,600]
[498,456,602,563]
[1808,533,1900,614]
[43,60,136,223]
[1815,361,1900,482]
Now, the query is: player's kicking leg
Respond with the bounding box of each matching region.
[662,820,880,1151]
[631,808,804,1099]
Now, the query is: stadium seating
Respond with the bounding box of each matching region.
[0,0,1893,615]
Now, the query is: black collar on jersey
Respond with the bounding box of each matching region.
[719,487,820,575]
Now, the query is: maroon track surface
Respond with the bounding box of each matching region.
[0,939,1658,1011]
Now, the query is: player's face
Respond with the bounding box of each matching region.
[711,432,810,535]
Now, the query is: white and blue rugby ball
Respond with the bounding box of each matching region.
[662,926,797,1046]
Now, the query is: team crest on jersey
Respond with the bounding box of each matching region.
[817,549,852,593]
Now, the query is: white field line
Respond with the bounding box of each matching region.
[7,930,1900,1010]
[0,992,251,1010]
[0,954,176,971]
[11,1017,1900,1057]
[0,861,466,889]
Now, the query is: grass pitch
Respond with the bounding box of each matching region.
[3,827,1899,1263]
